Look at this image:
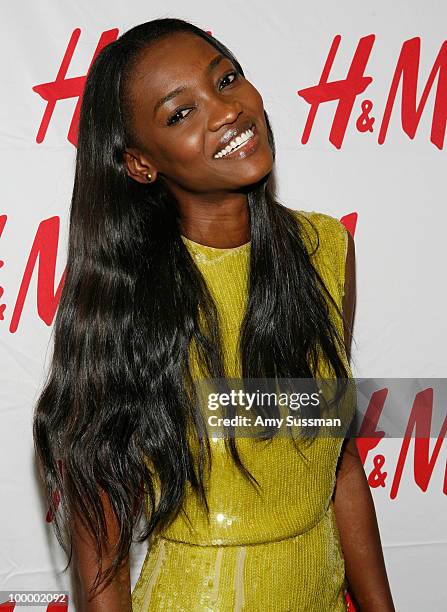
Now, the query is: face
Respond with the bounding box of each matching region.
[123,32,274,197]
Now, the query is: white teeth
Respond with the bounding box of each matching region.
[214,127,254,158]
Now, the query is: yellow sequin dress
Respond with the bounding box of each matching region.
[131,210,353,611]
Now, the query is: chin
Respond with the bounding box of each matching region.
[236,155,274,187]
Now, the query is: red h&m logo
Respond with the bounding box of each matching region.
[298,34,447,149]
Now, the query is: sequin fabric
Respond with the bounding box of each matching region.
[132,210,352,611]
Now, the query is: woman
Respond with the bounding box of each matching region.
[33,17,395,611]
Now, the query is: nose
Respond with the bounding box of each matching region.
[207,97,243,131]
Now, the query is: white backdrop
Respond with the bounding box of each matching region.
[0,1,446,610]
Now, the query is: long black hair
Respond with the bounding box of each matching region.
[33,17,351,598]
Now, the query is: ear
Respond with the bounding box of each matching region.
[123,148,157,184]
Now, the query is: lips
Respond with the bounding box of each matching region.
[213,121,255,157]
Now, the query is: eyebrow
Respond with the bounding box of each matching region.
[153,54,226,117]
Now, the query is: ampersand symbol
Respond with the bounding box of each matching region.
[368,454,387,488]
[356,99,375,133]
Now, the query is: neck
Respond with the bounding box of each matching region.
[177,193,250,248]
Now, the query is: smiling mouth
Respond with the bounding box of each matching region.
[214,124,255,159]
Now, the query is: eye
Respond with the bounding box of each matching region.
[166,107,192,126]
[219,71,238,90]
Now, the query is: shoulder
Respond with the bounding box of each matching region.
[290,209,348,253]
[288,208,352,302]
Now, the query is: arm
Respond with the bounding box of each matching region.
[333,230,395,611]
[73,488,132,612]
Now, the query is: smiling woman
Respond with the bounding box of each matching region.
[122,29,274,233]
[33,16,394,612]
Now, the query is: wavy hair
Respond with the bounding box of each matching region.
[33,17,351,598]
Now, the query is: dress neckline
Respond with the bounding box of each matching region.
[180,234,251,253]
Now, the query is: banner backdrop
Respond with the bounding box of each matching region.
[1,1,446,610]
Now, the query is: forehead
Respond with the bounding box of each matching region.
[128,32,225,98]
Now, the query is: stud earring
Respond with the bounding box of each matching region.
[146,172,152,182]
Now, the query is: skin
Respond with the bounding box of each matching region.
[73,489,131,611]
[74,32,395,611]
[334,232,395,611]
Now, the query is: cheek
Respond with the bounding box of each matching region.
[244,81,265,110]
[161,130,203,166]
